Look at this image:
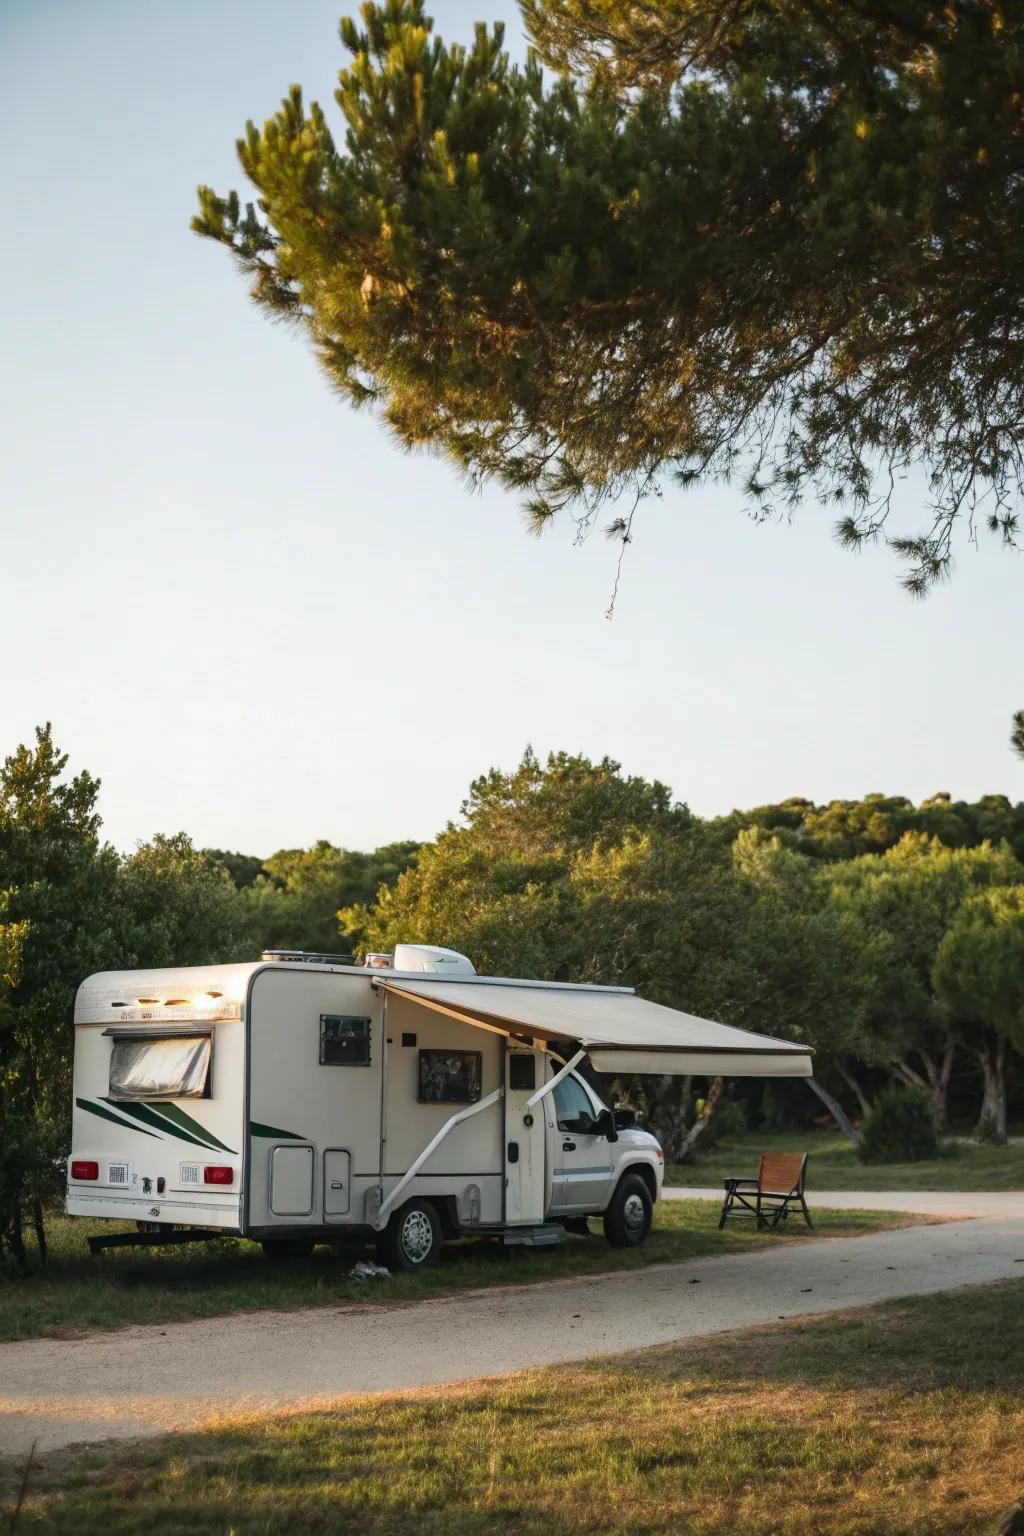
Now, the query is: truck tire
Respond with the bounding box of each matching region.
[260,1236,315,1260]
[376,1199,443,1272]
[603,1173,653,1249]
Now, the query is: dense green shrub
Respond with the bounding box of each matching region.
[858,1086,939,1165]
[760,1085,793,1134]
[713,1097,749,1140]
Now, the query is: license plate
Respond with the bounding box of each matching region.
[107,1162,130,1187]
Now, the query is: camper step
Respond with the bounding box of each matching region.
[501,1224,562,1248]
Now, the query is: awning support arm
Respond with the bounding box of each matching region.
[526,1049,586,1109]
[375,1086,505,1230]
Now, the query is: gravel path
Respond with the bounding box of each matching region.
[3,1207,1024,1460]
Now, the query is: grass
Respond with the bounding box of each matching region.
[666,1126,1024,1191]
[0,1198,910,1343]
[6,1279,1023,1534]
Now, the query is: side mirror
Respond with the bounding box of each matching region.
[595,1108,619,1143]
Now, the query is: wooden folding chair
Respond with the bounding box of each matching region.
[719,1152,812,1231]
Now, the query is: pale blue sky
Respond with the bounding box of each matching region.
[2,0,1021,856]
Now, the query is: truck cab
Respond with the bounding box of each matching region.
[544,1066,663,1238]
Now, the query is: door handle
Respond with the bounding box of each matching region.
[330,1181,345,1189]
[562,1140,577,1151]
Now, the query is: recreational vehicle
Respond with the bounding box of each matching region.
[67,945,813,1269]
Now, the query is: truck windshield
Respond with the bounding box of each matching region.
[108,1035,211,1100]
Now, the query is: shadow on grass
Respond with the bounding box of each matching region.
[1,1200,902,1343]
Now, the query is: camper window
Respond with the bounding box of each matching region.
[509,1054,536,1091]
[108,1035,211,1101]
[418,1049,482,1105]
[319,1015,371,1066]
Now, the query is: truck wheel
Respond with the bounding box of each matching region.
[603,1174,653,1249]
[260,1236,315,1261]
[377,1199,442,1272]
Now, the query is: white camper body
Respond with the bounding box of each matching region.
[68,946,813,1264]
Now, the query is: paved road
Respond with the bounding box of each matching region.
[664,1186,1024,1218]
[3,1208,1024,1460]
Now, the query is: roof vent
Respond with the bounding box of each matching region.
[391,944,476,976]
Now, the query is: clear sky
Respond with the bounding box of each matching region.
[2,0,1021,857]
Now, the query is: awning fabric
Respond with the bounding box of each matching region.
[379,980,813,1078]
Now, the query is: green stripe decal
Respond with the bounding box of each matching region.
[146,1103,236,1155]
[250,1121,306,1140]
[76,1097,162,1139]
[112,1101,218,1150]
[77,1098,238,1155]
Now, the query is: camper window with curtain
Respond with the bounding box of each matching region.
[107,1034,212,1100]
[417,1049,482,1104]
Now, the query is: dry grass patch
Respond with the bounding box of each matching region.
[5,1280,1023,1535]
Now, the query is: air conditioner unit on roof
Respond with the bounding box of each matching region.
[391,944,476,976]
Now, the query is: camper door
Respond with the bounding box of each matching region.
[503,1045,546,1224]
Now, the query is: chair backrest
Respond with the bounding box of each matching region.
[758,1152,807,1196]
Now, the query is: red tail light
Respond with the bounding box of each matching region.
[203,1165,234,1185]
[71,1160,99,1181]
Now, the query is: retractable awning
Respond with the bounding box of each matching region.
[378,979,813,1078]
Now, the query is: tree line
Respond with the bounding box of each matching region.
[340,753,1024,1148]
[3,728,1023,1263]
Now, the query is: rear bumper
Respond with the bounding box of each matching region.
[66,1190,242,1229]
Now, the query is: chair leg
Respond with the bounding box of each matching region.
[801,1197,814,1230]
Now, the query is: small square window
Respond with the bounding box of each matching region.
[418,1049,482,1104]
[320,1015,371,1066]
[509,1054,536,1091]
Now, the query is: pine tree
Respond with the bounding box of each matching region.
[194,0,1024,590]
[1012,712,1024,764]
